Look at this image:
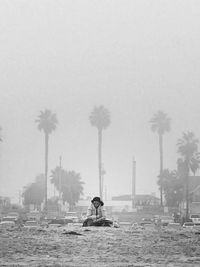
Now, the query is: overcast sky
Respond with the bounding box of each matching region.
[1,0,200,202]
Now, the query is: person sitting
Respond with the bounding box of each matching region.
[82,196,113,227]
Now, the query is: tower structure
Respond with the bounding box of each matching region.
[132,156,136,209]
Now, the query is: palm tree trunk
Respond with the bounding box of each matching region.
[98,129,102,199]
[44,133,49,212]
[159,134,163,206]
[185,163,189,221]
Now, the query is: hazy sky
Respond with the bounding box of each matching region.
[1,0,200,202]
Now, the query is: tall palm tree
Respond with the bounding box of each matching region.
[36,109,58,211]
[150,110,171,206]
[177,131,200,220]
[89,105,110,199]
[0,126,3,141]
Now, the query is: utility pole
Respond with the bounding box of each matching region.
[132,156,136,209]
[101,166,106,200]
[105,185,107,201]
[59,156,62,200]
[59,156,62,216]
[18,190,21,206]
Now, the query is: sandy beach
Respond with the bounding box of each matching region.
[1,225,200,267]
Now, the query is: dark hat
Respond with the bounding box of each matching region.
[91,196,104,206]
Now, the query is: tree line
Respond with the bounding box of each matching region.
[1,107,199,219]
[150,111,200,220]
[21,106,110,212]
[22,169,84,211]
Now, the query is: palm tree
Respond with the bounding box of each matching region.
[51,168,84,211]
[150,110,171,206]
[89,105,111,199]
[177,131,200,220]
[22,174,45,210]
[0,126,3,141]
[36,109,58,211]
[159,169,184,208]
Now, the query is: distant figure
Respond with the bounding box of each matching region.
[82,196,112,227]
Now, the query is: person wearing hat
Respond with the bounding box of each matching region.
[82,196,112,227]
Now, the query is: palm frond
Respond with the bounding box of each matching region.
[150,110,171,135]
[36,109,58,134]
[89,105,111,130]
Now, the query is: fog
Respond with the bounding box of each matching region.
[0,0,200,202]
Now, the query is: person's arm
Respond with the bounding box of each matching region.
[86,205,96,220]
[101,207,106,219]
[96,207,106,220]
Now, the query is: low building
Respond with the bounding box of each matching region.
[76,199,132,213]
[112,194,160,207]
[76,194,160,214]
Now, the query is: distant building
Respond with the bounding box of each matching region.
[76,194,160,214]
[76,199,132,213]
[112,194,160,207]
